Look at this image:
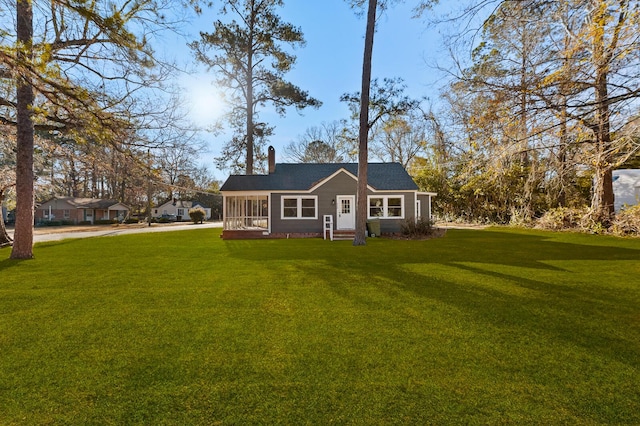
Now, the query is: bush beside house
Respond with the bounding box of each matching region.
[189,207,206,224]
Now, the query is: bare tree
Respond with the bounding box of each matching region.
[284,121,349,163]
[3,0,185,258]
[372,112,428,167]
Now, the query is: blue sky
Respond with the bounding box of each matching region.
[171,1,455,176]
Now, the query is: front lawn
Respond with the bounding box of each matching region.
[1,228,639,424]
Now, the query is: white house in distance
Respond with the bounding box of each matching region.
[613,169,640,212]
[153,199,212,221]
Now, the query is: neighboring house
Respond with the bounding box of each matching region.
[36,196,130,224]
[613,169,640,212]
[220,147,436,239]
[153,199,212,221]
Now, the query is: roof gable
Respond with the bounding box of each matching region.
[221,162,418,192]
[308,168,376,192]
[157,199,201,210]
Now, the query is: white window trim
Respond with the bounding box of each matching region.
[281,196,318,220]
[367,195,405,219]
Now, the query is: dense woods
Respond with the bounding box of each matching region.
[416,0,640,228]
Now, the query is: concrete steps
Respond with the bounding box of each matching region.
[332,230,356,240]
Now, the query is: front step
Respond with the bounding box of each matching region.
[332,230,356,240]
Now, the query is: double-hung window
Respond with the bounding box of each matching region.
[282,196,317,219]
[368,196,404,219]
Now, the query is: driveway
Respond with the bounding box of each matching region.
[7,221,223,243]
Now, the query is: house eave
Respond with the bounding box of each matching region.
[221,190,272,196]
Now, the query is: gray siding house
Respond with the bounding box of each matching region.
[220,147,435,239]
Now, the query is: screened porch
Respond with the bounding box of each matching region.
[223,195,269,230]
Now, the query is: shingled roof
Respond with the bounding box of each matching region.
[221,163,418,192]
[42,196,127,209]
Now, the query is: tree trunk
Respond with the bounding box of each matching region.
[11,0,35,259]
[557,114,568,207]
[353,0,377,246]
[0,188,13,248]
[592,77,615,223]
[246,77,254,175]
[245,2,256,175]
[589,1,615,225]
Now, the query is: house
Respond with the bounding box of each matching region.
[220,147,435,239]
[152,199,212,221]
[36,196,130,224]
[613,169,640,212]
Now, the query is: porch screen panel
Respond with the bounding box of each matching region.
[225,195,268,230]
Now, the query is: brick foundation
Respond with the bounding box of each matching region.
[221,230,322,240]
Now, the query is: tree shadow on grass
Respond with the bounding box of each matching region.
[223,228,640,270]
[223,229,640,371]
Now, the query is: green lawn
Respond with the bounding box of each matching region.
[1,227,639,424]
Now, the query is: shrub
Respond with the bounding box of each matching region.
[611,204,640,236]
[38,220,62,227]
[535,207,588,231]
[124,218,139,224]
[189,207,206,224]
[400,217,435,238]
[94,219,118,225]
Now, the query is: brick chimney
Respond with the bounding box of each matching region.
[268,146,276,174]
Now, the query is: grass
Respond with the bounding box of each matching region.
[1,227,639,424]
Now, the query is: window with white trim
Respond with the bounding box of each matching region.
[63,209,70,219]
[368,196,404,219]
[282,196,317,219]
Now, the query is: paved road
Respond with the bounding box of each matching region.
[7,222,223,243]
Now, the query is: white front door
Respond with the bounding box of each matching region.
[336,195,355,230]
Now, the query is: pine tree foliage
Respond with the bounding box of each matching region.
[190,0,321,175]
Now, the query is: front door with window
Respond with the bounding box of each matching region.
[336,195,355,229]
